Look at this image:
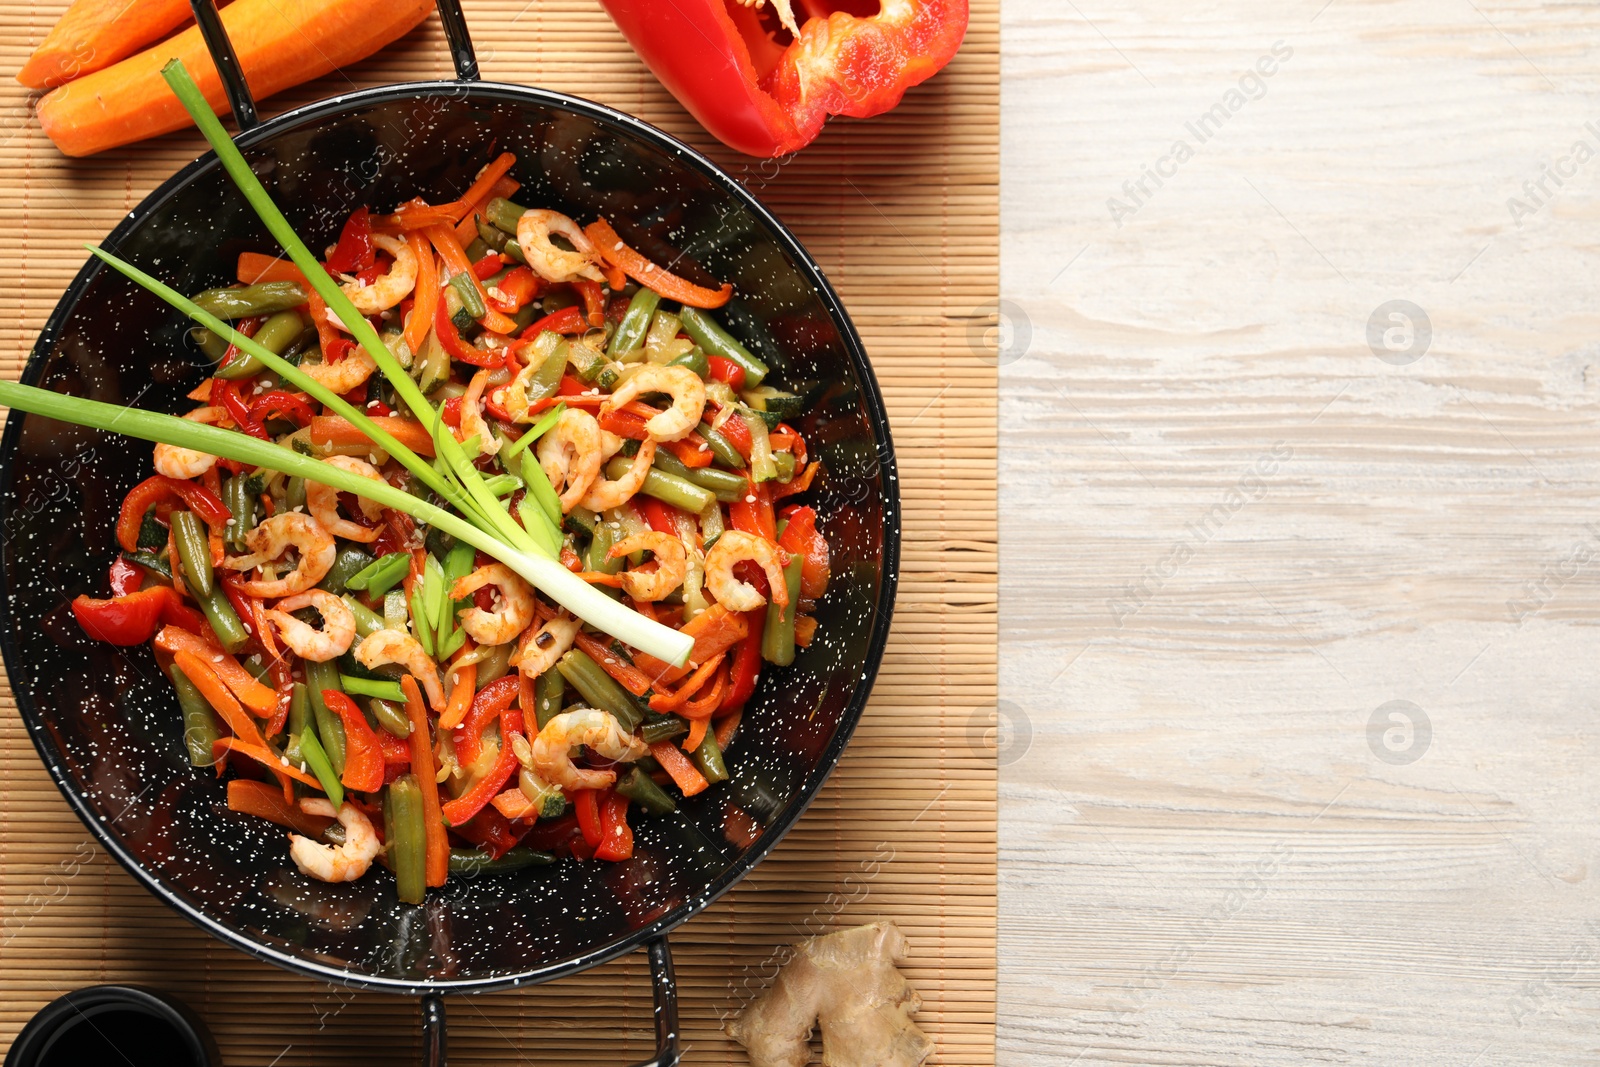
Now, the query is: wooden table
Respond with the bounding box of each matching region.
[1000,1,1600,1062]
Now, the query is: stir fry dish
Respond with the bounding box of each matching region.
[24,63,833,903]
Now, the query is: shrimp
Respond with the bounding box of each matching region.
[449,563,535,646]
[152,406,226,479]
[287,799,383,883]
[530,708,648,791]
[515,208,604,284]
[609,531,688,603]
[602,365,706,442]
[223,512,337,598]
[340,234,418,315]
[355,628,446,711]
[536,408,604,513]
[266,589,356,662]
[305,456,386,543]
[510,612,581,678]
[300,344,376,394]
[580,431,656,511]
[457,369,500,457]
[704,530,789,612]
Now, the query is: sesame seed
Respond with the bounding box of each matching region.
[612,241,624,251]
[744,494,756,503]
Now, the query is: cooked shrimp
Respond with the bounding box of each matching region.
[530,708,648,791]
[152,406,225,479]
[449,563,535,646]
[580,432,656,511]
[340,234,418,314]
[266,589,356,662]
[516,208,604,284]
[300,344,376,394]
[602,365,705,442]
[705,530,789,612]
[536,408,604,512]
[288,799,383,883]
[223,512,337,598]
[457,369,500,457]
[510,612,581,678]
[609,531,688,602]
[305,456,386,543]
[355,628,445,710]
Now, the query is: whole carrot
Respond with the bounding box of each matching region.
[18,0,192,91]
[37,0,433,157]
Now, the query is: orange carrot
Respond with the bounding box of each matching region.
[156,626,276,714]
[438,660,477,732]
[490,788,537,821]
[682,716,708,753]
[237,252,308,286]
[650,740,710,797]
[227,779,334,837]
[402,232,438,355]
[648,654,724,714]
[451,153,517,223]
[309,415,437,457]
[451,175,520,245]
[37,0,434,157]
[794,615,817,647]
[714,709,742,751]
[214,737,322,789]
[424,224,520,335]
[633,605,749,686]
[402,675,449,888]
[18,0,192,90]
[584,218,732,309]
[172,650,264,748]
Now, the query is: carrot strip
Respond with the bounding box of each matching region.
[573,632,654,697]
[403,233,438,355]
[681,663,728,719]
[402,675,449,887]
[237,252,308,286]
[173,649,262,743]
[490,788,537,821]
[648,654,724,714]
[438,660,477,731]
[714,709,742,751]
[309,414,437,457]
[214,738,322,789]
[227,779,334,837]
[650,740,710,797]
[682,716,708,753]
[451,153,517,223]
[633,605,749,686]
[584,218,732,309]
[18,0,192,90]
[794,615,817,648]
[156,626,276,714]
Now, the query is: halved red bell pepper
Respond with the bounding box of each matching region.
[596,0,968,157]
[108,556,143,597]
[71,586,174,646]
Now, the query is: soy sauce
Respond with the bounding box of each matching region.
[36,1009,199,1067]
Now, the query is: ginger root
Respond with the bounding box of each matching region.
[728,921,934,1067]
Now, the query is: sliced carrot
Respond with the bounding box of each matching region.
[402,675,450,888]
[214,737,322,789]
[632,605,749,686]
[650,740,710,797]
[682,716,708,753]
[583,219,732,309]
[237,252,308,286]
[573,632,654,697]
[173,650,263,746]
[36,0,436,158]
[451,153,517,223]
[156,626,277,715]
[227,779,334,838]
[186,379,214,403]
[403,233,438,355]
[490,788,537,821]
[376,199,460,232]
[648,654,724,714]
[681,663,728,719]
[18,0,192,90]
[309,415,437,457]
[438,660,477,732]
[664,436,714,469]
[714,709,742,751]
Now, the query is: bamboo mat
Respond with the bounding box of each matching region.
[0,2,997,1063]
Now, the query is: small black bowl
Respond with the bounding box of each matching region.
[5,986,219,1067]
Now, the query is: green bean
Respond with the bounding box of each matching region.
[341,674,406,702]
[169,510,213,598]
[464,236,493,263]
[475,216,511,254]
[640,716,688,745]
[476,641,515,686]
[385,776,427,905]
[700,502,724,548]
[298,727,343,810]
[666,347,710,379]
[556,648,645,731]
[696,421,746,469]
[191,581,250,654]
[191,280,307,319]
[485,196,525,234]
[761,554,805,666]
[616,765,679,815]
[448,846,557,877]
[288,682,313,737]
[535,667,565,731]
[223,474,255,551]
[607,288,661,358]
[189,325,229,362]
[168,664,220,767]
[369,697,410,740]
[216,308,304,379]
[306,659,347,776]
[341,595,385,639]
[679,307,768,388]
[607,457,716,514]
[448,270,487,320]
[693,731,730,784]
[586,520,622,575]
[320,545,375,596]
[773,450,797,482]
[345,551,410,596]
[285,475,306,513]
[242,655,272,683]
[651,449,746,503]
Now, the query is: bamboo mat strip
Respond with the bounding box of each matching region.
[0,1,997,1063]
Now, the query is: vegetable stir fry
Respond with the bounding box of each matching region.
[31,63,832,901]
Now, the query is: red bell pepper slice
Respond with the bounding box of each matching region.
[246,390,315,429]
[572,279,607,327]
[434,295,503,367]
[217,315,263,378]
[71,586,173,645]
[440,396,464,429]
[159,595,209,635]
[324,206,375,274]
[595,790,634,861]
[453,675,520,769]
[485,266,541,315]
[574,789,603,848]
[440,730,522,828]
[521,305,587,338]
[595,0,968,157]
[727,477,775,541]
[323,690,385,793]
[714,410,754,460]
[116,475,232,553]
[777,505,830,600]
[108,556,142,597]
[211,377,267,440]
[470,252,506,280]
[707,355,745,392]
[720,609,767,712]
[452,805,533,860]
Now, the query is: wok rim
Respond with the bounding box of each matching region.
[0,78,901,996]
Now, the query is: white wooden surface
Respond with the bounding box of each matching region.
[1000,1,1600,1063]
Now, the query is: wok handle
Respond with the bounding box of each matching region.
[187,0,481,135]
[414,938,680,1067]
